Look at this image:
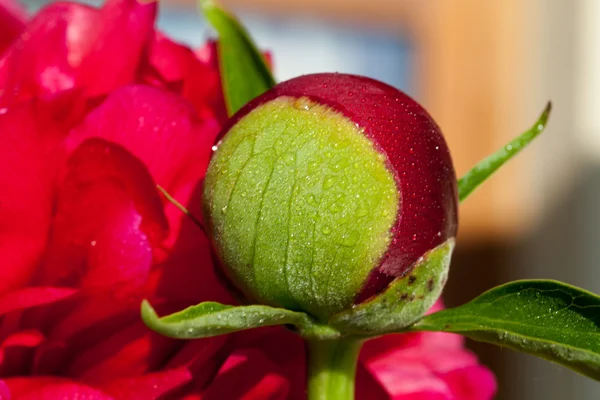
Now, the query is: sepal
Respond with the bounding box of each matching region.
[329,239,454,335]
[141,299,340,340]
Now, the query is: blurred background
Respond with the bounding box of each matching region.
[26,0,600,398]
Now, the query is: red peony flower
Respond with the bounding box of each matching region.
[0,0,496,398]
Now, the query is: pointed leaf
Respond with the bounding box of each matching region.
[458,102,552,202]
[141,300,339,340]
[329,239,454,335]
[198,0,276,116]
[411,280,600,381]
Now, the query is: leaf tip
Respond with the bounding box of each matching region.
[538,101,552,130]
[140,299,159,329]
[198,0,215,9]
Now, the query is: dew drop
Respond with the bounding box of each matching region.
[330,201,343,213]
[323,176,335,189]
[221,206,228,214]
[411,233,418,241]
[293,97,312,111]
[321,225,332,235]
[341,230,359,246]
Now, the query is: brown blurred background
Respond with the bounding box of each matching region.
[30,0,600,397]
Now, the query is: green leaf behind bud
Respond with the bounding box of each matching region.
[329,239,454,335]
[411,280,600,381]
[198,0,276,116]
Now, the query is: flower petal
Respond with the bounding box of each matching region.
[0,288,77,317]
[139,36,227,124]
[0,0,156,105]
[0,3,87,105]
[4,378,114,400]
[0,330,44,375]
[77,0,156,97]
[66,320,177,385]
[0,0,25,54]
[65,85,220,248]
[201,349,289,400]
[366,354,453,399]
[40,138,166,295]
[441,366,497,400]
[0,379,9,400]
[0,102,65,294]
[100,367,193,400]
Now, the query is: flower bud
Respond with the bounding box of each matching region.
[203,73,458,321]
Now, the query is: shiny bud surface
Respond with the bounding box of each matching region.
[203,73,458,321]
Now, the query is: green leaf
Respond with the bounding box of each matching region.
[457,102,552,202]
[411,280,600,381]
[198,0,276,116]
[141,300,340,340]
[329,239,454,335]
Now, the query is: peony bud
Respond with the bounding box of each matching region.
[203,73,457,322]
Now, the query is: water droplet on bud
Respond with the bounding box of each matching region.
[293,97,312,111]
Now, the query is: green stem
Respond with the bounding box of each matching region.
[306,338,363,400]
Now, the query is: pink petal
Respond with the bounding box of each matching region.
[0,102,65,295]
[40,138,166,295]
[185,41,227,124]
[0,330,44,375]
[77,0,156,97]
[0,3,88,105]
[141,32,192,85]
[356,363,389,400]
[65,85,220,248]
[163,335,226,370]
[0,0,156,105]
[0,0,25,55]
[0,379,9,400]
[4,378,113,400]
[148,221,233,305]
[0,287,77,317]
[100,367,193,400]
[143,37,228,123]
[442,366,497,400]
[45,292,141,343]
[372,347,478,376]
[201,349,289,400]
[363,329,495,400]
[227,327,305,400]
[66,320,177,385]
[366,355,453,399]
